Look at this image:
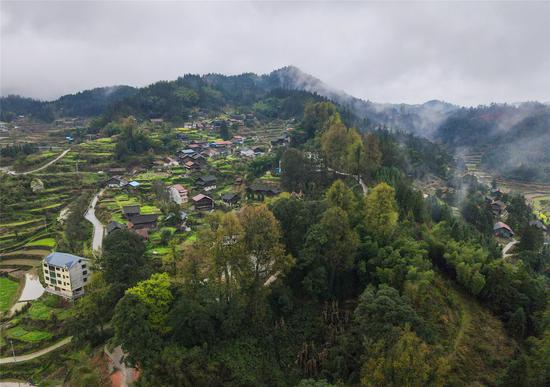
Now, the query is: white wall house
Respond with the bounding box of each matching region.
[169,184,189,205]
[42,252,91,299]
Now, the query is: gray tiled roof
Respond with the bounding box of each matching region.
[45,252,87,269]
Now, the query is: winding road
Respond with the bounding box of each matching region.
[6,148,71,176]
[0,337,72,364]
[329,168,368,196]
[502,239,518,259]
[84,189,105,255]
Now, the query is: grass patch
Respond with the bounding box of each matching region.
[25,238,56,248]
[0,276,19,312]
[27,299,72,321]
[6,326,53,343]
[140,205,161,214]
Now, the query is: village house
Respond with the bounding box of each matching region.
[493,222,514,238]
[271,133,290,146]
[529,220,548,232]
[196,175,217,191]
[240,148,255,158]
[163,156,179,167]
[181,152,206,166]
[221,192,240,207]
[179,149,196,156]
[490,188,503,200]
[150,118,164,125]
[192,194,215,211]
[106,221,127,235]
[490,200,508,217]
[122,205,141,219]
[126,181,141,189]
[106,176,128,188]
[211,140,233,149]
[169,184,189,204]
[43,252,90,299]
[246,182,281,201]
[128,214,159,231]
[201,148,220,159]
[231,135,245,145]
[184,161,200,170]
[252,146,265,156]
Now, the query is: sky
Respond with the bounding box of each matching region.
[1,1,549,106]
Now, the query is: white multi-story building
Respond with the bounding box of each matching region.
[168,184,189,205]
[42,252,90,299]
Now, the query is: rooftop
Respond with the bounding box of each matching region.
[129,214,159,225]
[45,252,87,269]
[192,193,212,202]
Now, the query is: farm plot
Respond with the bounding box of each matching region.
[0,171,99,253]
[0,276,19,313]
[5,326,53,343]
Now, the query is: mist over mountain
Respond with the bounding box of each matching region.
[263,66,460,137]
[0,85,137,122]
[436,102,550,182]
[2,66,549,182]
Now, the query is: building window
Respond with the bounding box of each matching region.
[82,264,87,269]
[83,277,88,282]
[82,270,88,275]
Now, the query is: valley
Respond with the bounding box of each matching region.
[0,69,548,386]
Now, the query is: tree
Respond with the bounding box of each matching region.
[126,273,174,332]
[361,132,382,181]
[364,183,399,241]
[99,229,149,298]
[237,205,293,296]
[320,118,362,173]
[70,273,112,345]
[518,225,544,253]
[270,196,326,257]
[301,207,358,297]
[280,148,309,193]
[354,285,430,342]
[220,121,230,140]
[64,193,92,254]
[325,179,357,217]
[508,307,527,339]
[300,101,338,141]
[360,328,443,387]
[208,211,245,303]
[112,293,163,367]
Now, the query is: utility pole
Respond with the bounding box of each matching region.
[10,339,16,362]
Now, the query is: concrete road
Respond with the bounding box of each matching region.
[84,189,105,255]
[7,149,71,175]
[0,337,72,364]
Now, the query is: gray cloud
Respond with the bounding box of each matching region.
[1,1,549,106]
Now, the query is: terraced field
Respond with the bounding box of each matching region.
[0,171,101,257]
[462,151,550,225]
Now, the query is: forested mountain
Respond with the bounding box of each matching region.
[2,67,548,183]
[264,66,460,136]
[1,67,458,135]
[0,86,137,122]
[436,103,550,182]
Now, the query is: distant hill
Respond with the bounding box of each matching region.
[263,66,460,137]
[2,67,548,183]
[0,85,137,122]
[435,102,550,182]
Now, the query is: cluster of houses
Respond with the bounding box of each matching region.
[489,188,549,241]
[104,205,161,240]
[488,189,515,239]
[106,175,141,190]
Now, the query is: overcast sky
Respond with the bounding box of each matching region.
[1,1,549,106]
